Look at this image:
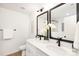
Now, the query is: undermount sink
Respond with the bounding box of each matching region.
[46,44,76,55]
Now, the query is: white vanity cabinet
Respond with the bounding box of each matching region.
[26,39,79,56]
[26,42,48,56]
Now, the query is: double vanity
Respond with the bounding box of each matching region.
[26,38,79,56]
[26,3,79,56]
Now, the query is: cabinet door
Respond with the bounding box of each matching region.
[26,42,38,56]
[26,42,48,56]
[26,42,30,56]
[26,42,37,56]
[34,48,48,56]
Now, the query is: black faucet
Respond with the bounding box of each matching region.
[36,35,42,40]
[39,36,41,40]
[56,38,62,47]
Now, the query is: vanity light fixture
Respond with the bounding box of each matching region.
[37,8,44,12]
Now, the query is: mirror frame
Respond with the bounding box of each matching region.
[49,3,74,43]
[36,11,49,39]
[77,3,79,22]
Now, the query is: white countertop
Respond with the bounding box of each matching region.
[26,38,79,56]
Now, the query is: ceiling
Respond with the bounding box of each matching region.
[0,3,45,15]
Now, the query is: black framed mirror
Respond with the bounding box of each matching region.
[50,3,77,43]
[36,11,49,40]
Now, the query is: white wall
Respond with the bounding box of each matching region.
[0,7,32,55]
[31,3,60,37]
[29,12,36,38]
[43,3,60,11]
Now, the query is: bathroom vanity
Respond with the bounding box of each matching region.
[28,3,79,56]
[26,38,79,56]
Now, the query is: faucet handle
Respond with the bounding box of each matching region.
[56,38,62,43]
[56,38,62,47]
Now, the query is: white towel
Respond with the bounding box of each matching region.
[3,29,13,40]
[74,22,79,49]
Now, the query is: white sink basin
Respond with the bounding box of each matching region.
[46,44,76,56]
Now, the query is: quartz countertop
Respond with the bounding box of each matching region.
[26,38,79,56]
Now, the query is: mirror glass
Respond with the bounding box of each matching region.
[51,3,76,41]
[37,12,48,36]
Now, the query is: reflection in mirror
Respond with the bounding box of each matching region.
[37,11,48,37]
[51,3,76,41]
